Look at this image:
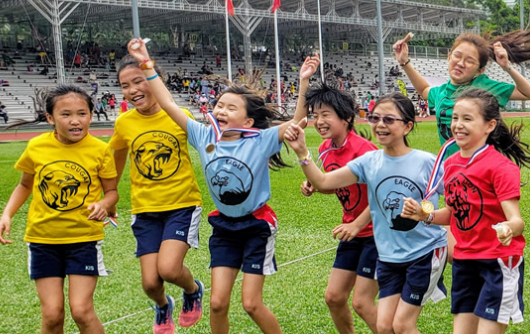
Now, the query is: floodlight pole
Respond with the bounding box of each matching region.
[225,4,232,81]
[27,0,79,85]
[131,0,140,38]
[274,10,282,110]
[376,0,385,97]
[520,0,526,110]
[317,0,324,82]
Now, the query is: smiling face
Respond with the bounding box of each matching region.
[46,93,92,145]
[451,98,496,157]
[448,42,485,85]
[119,66,160,114]
[313,103,349,145]
[370,101,413,154]
[213,93,254,140]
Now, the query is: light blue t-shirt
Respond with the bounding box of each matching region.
[348,149,447,263]
[187,119,282,218]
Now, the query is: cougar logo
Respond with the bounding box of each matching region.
[135,141,172,179]
[131,131,181,181]
[205,157,254,206]
[39,171,81,210]
[376,176,422,231]
[446,173,483,231]
[325,163,361,211]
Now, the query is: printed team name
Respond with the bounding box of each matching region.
[394,178,417,193]
[224,158,245,171]
[64,162,89,183]
[151,132,180,149]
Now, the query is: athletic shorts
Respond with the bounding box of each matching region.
[451,256,524,324]
[333,236,377,280]
[208,204,278,275]
[131,206,202,257]
[377,246,447,306]
[28,241,107,279]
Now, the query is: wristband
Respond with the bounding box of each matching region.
[423,211,435,226]
[140,59,155,70]
[146,73,159,81]
[400,59,411,67]
[298,150,312,166]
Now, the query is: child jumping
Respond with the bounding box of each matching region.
[110,55,204,333]
[0,84,118,334]
[296,55,379,334]
[126,37,309,334]
[402,88,528,334]
[285,92,448,334]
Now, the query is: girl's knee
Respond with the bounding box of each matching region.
[242,298,262,315]
[324,289,348,308]
[210,296,230,315]
[352,296,373,316]
[41,305,65,328]
[70,302,96,324]
[142,278,163,296]
[158,265,184,283]
[377,320,394,334]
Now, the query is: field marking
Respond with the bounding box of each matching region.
[71,245,337,333]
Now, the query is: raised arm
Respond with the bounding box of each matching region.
[492,42,530,100]
[126,39,190,132]
[393,36,431,99]
[284,122,358,191]
[277,54,320,142]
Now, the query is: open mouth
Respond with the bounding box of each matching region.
[69,128,83,134]
[131,95,145,103]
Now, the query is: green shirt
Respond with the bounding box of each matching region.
[428,74,514,157]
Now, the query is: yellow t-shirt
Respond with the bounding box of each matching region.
[15,132,117,244]
[109,108,202,214]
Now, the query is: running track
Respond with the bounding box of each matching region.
[1,112,529,142]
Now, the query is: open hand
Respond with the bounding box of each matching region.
[127,39,151,64]
[300,54,320,80]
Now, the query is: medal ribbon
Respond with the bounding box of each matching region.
[424,138,488,201]
[206,112,260,143]
[316,138,349,169]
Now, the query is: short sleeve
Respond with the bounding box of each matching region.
[492,160,520,202]
[14,145,35,175]
[108,118,127,150]
[99,145,118,179]
[186,118,211,151]
[347,154,367,183]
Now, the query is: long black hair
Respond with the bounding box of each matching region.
[455,88,530,168]
[219,85,290,170]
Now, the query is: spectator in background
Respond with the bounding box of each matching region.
[368,96,376,112]
[120,97,129,115]
[0,104,7,123]
[216,54,222,68]
[95,98,110,121]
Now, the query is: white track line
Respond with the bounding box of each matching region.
[72,245,337,333]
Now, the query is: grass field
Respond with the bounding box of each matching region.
[1,120,530,334]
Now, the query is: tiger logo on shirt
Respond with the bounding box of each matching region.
[38,161,91,211]
[131,131,181,181]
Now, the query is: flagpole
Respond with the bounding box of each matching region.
[131,0,140,38]
[225,1,232,82]
[274,11,282,109]
[316,0,324,82]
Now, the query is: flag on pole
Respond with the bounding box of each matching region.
[227,0,235,16]
[271,0,281,13]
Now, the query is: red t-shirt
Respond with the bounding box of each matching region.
[318,131,378,237]
[444,146,524,259]
[120,100,128,113]
[368,99,376,112]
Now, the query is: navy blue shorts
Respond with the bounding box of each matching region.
[451,257,524,324]
[377,246,447,306]
[131,206,202,257]
[28,241,107,279]
[208,205,278,275]
[333,236,377,279]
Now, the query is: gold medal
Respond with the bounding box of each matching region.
[206,143,215,154]
[421,200,434,214]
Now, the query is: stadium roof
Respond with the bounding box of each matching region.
[0,0,485,39]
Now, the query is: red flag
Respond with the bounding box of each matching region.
[271,0,281,13]
[226,0,235,16]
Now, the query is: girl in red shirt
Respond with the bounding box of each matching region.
[402,88,530,334]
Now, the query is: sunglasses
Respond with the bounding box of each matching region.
[366,114,407,125]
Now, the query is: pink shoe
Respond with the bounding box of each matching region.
[178,279,204,327]
[153,295,175,334]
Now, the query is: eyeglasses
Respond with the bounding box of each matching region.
[366,114,407,125]
[450,52,478,67]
